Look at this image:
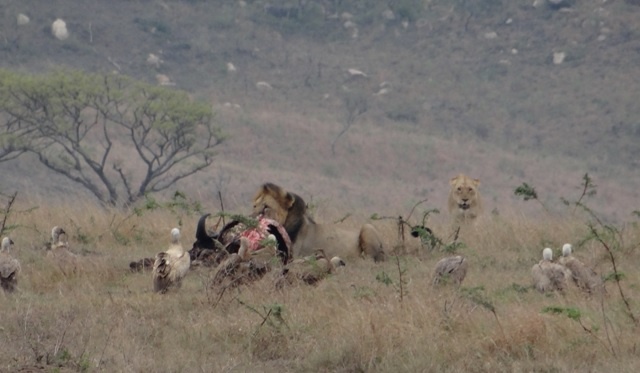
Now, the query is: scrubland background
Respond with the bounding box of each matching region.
[0,0,639,372]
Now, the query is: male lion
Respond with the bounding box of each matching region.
[448,173,482,223]
[252,183,386,262]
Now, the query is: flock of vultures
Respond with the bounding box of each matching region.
[0,188,603,297]
[0,222,603,297]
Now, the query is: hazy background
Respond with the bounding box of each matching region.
[1,0,639,221]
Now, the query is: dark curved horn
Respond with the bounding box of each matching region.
[194,213,216,250]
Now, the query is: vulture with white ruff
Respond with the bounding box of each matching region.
[153,228,190,293]
[210,236,255,288]
[558,243,603,294]
[46,226,78,275]
[531,248,570,293]
[0,237,21,293]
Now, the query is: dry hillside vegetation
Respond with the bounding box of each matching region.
[1,1,639,369]
[0,193,639,372]
[0,1,639,220]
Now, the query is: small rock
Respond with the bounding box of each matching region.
[374,88,389,96]
[553,51,566,65]
[155,74,175,86]
[533,0,546,8]
[347,68,367,78]
[227,62,237,73]
[51,18,69,41]
[511,48,519,55]
[343,20,356,29]
[382,9,395,21]
[484,31,498,39]
[256,81,273,91]
[17,13,30,26]
[146,53,163,68]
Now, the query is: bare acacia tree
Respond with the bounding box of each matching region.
[0,69,225,206]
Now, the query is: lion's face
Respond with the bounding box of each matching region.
[449,174,481,212]
[252,183,294,225]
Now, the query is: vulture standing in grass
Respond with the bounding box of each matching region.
[47,226,78,275]
[432,255,468,286]
[275,249,339,287]
[558,243,603,294]
[153,228,190,294]
[531,248,570,293]
[210,236,254,288]
[0,237,21,293]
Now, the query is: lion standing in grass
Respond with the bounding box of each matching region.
[252,183,386,262]
[448,173,483,224]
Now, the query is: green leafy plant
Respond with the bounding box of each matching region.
[375,254,409,303]
[238,299,289,334]
[584,223,637,326]
[375,271,393,286]
[560,173,598,215]
[514,182,549,212]
[371,198,436,248]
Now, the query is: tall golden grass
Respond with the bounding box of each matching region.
[0,195,639,372]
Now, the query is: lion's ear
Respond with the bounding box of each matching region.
[450,175,460,186]
[258,182,286,200]
[472,178,481,187]
[283,192,296,210]
[261,182,279,195]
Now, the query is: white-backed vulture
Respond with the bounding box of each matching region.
[531,248,570,293]
[46,226,78,275]
[558,243,603,294]
[0,237,21,293]
[432,255,468,286]
[153,228,190,293]
[210,237,255,288]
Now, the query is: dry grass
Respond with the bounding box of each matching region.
[0,197,639,372]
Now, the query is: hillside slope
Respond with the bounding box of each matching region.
[1,0,639,221]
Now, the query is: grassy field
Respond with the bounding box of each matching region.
[1,1,639,370]
[0,192,639,372]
